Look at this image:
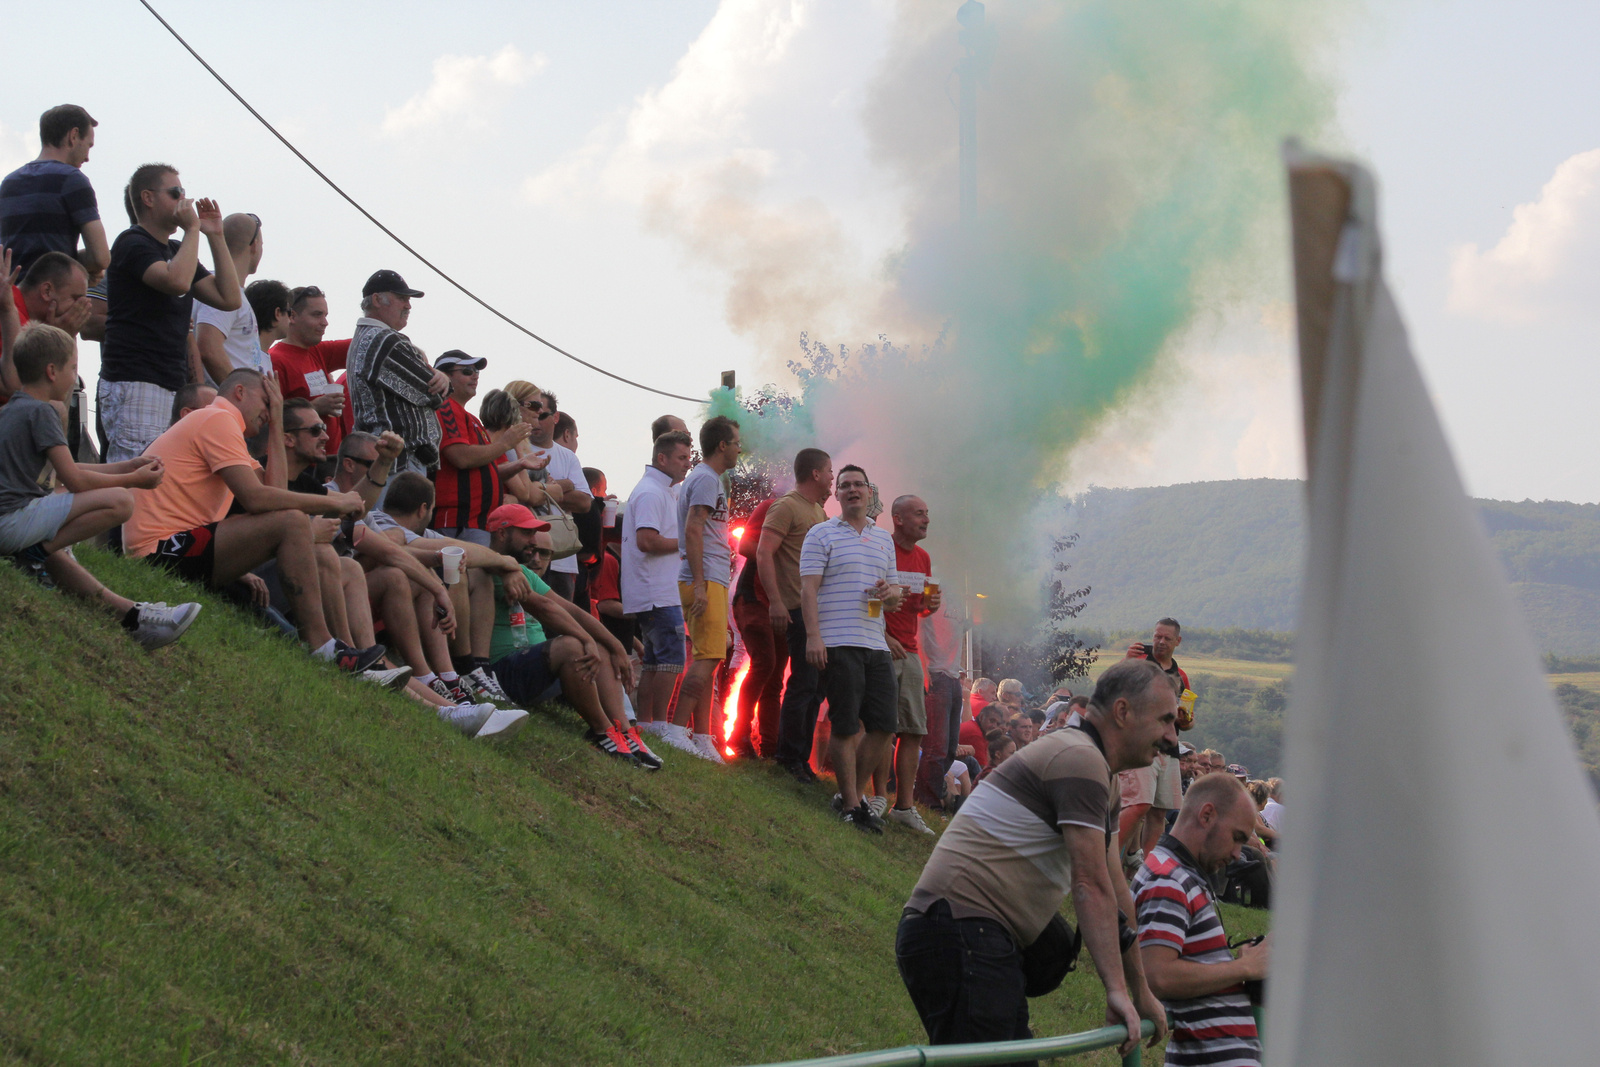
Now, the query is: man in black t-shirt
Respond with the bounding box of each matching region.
[98,163,240,462]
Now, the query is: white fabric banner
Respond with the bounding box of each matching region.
[1269,144,1600,1064]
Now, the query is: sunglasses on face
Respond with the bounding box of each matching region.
[518,399,544,415]
[291,423,328,437]
[450,367,480,376]
[347,455,375,469]
[164,185,186,200]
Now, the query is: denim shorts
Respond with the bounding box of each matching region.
[0,491,72,554]
[636,604,686,672]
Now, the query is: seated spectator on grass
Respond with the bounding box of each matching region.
[195,213,268,383]
[995,677,1024,715]
[99,163,241,462]
[476,387,549,511]
[270,285,353,456]
[429,351,526,546]
[361,471,527,707]
[1262,778,1284,836]
[3,251,94,426]
[956,700,1003,769]
[977,729,1015,781]
[968,676,996,718]
[1132,772,1270,1067]
[169,382,216,425]
[327,429,403,512]
[1245,779,1278,852]
[0,105,109,281]
[479,503,661,768]
[123,367,380,672]
[1007,711,1039,750]
[0,323,199,647]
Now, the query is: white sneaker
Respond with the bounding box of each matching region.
[638,720,668,737]
[658,723,700,755]
[362,664,413,691]
[886,805,937,836]
[691,733,727,764]
[439,703,495,736]
[131,601,202,649]
[474,707,529,740]
[866,795,889,818]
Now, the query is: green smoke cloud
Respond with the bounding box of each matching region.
[718,0,1339,609]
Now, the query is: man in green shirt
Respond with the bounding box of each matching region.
[485,504,662,769]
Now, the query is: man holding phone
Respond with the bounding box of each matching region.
[1120,618,1191,865]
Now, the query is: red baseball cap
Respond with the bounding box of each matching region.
[487,504,552,533]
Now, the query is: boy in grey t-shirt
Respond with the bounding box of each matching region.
[0,319,200,648]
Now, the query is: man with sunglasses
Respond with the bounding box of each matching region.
[430,350,529,547]
[99,163,241,462]
[194,213,269,384]
[271,284,354,458]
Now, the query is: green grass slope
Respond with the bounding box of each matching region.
[0,549,1266,1066]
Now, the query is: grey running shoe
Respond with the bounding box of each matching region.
[439,702,495,736]
[886,806,937,836]
[131,601,202,650]
[362,664,413,691]
[464,667,516,707]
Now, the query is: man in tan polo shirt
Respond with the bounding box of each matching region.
[758,446,832,782]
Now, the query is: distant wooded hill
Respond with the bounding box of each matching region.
[1061,479,1600,655]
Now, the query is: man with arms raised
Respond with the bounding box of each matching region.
[622,429,693,736]
[896,658,1175,1057]
[801,464,902,831]
[99,163,241,461]
[1120,619,1191,864]
[124,367,380,674]
[1132,772,1270,1066]
[665,414,741,763]
[763,447,832,782]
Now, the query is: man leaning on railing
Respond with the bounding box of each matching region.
[895,658,1178,1061]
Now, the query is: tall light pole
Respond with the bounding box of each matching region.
[956,1,987,228]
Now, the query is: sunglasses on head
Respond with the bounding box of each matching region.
[246,212,261,244]
[289,285,325,312]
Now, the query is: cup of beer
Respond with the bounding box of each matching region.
[866,588,883,618]
[925,575,940,598]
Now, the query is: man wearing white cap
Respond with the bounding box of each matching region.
[430,349,529,546]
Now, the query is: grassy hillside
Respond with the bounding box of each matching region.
[1060,480,1600,655]
[0,549,1266,1066]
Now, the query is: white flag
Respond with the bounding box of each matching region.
[1268,144,1600,1064]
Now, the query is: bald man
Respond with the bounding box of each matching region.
[195,211,269,384]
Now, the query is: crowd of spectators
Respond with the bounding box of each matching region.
[2,101,1289,1065]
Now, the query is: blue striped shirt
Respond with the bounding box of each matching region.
[799,517,894,650]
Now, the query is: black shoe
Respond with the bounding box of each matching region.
[333,640,387,673]
[9,542,54,588]
[842,799,884,834]
[785,761,818,784]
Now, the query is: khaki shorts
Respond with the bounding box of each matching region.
[1120,754,1180,809]
[678,581,729,661]
[893,651,926,736]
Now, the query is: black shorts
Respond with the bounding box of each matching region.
[490,641,559,707]
[149,523,219,585]
[823,646,897,737]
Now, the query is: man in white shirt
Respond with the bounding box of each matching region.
[1261,779,1284,837]
[525,385,591,600]
[622,429,693,734]
[800,464,903,831]
[193,212,268,384]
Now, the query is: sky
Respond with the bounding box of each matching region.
[3,0,1597,505]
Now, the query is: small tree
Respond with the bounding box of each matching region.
[1043,533,1097,684]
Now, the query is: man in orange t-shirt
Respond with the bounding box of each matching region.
[126,366,382,673]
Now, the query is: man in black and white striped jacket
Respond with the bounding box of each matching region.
[347,269,448,488]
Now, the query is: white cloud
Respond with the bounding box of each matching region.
[382,45,546,135]
[0,121,37,176]
[1448,148,1600,322]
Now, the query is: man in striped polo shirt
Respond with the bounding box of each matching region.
[800,464,903,832]
[1132,772,1270,1066]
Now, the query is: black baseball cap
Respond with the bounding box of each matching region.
[434,350,487,370]
[362,269,424,298]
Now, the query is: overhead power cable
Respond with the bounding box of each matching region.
[135,0,704,404]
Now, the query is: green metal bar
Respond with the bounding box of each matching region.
[743,1019,1156,1067]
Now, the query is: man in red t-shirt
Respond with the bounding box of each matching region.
[429,350,529,546]
[957,702,1003,771]
[269,285,351,455]
[876,493,942,835]
[730,496,786,758]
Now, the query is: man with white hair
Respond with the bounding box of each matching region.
[346,269,449,486]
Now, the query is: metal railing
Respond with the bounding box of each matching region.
[742,1019,1158,1067]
